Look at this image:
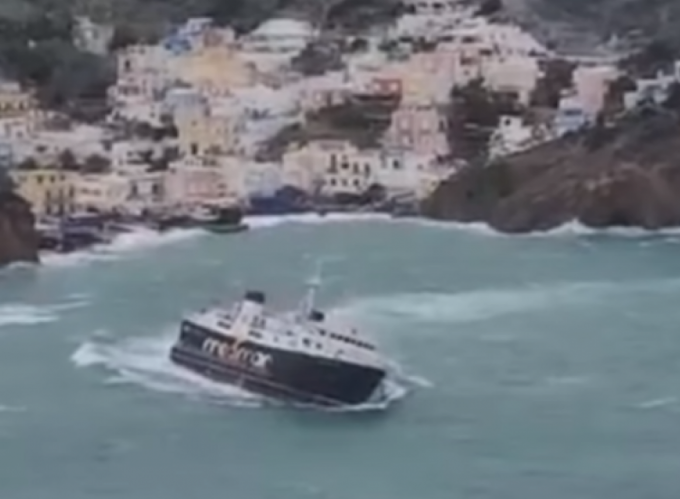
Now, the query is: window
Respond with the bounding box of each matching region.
[303,338,311,346]
[392,160,401,170]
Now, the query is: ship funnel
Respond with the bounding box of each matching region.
[244,290,265,304]
[309,309,325,322]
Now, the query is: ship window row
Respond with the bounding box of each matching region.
[302,338,323,350]
[251,316,266,329]
[330,332,375,351]
[249,330,262,339]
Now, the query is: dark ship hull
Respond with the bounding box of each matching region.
[170,320,385,407]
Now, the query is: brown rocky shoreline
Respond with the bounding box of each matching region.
[0,190,39,267]
[421,107,680,233]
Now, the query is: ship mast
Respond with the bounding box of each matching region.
[297,259,324,320]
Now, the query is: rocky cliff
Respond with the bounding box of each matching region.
[0,189,39,267]
[421,106,680,233]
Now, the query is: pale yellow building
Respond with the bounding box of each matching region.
[73,173,130,213]
[174,45,257,97]
[10,169,78,216]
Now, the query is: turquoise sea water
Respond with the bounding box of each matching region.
[1,214,680,499]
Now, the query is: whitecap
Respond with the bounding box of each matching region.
[399,218,680,239]
[637,397,678,410]
[71,329,262,407]
[330,281,623,328]
[41,227,203,268]
[0,299,89,328]
[244,212,390,230]
[106,227,203,252]
[71,326,417,412]
[0,304,57,326]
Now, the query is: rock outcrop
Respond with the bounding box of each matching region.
[0,190,39,267]
[421,108,680,233]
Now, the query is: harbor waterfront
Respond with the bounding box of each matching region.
[1,215,680,498]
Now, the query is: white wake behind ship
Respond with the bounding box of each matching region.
[169,275,389,407]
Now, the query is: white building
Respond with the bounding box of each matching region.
[73,17,113,55]
[282,139,448,198]
[481,55,542,105]
[29,126,108,164]
[241,18,316,54]
[488,115,535,158]
[109,140,156,170]
[111,45,177,105]
[110,100,166,126]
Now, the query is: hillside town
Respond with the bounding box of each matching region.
[0,0,678,251]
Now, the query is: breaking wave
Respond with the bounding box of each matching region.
[42,228,203,268]
[244,212,390,229]
[397,218,680,239]
[0,298,88,328]
[40,215,386,269]
[71,327,412,412]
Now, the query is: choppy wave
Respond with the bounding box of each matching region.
[0,298,88,328]
[244,212,390,229]
[42,228,203,268]
[330,278,680,329]
[71,329,260,406]
[71,327,413,412]
[29,214,680,272]
[40,215,387,269]
[397,218,680,239]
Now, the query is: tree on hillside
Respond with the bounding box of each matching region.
[58,149,78,171]
[291,41,344,76]
[0,13,115,117]
[602,75,637,116]
[663,82,680,113]
[530,59,576,108]
[619,39,677,78]
[476,0,504,17]
[82,154,110,173]
[0,169,13,193]
[16,157,39,170]
[446,79,523,162]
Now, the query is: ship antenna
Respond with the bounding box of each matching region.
[297,258,324,320]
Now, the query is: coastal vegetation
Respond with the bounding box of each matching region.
[258,94,400,160]
[445,79,523,163]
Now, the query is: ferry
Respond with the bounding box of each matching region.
[169,276,387,407]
